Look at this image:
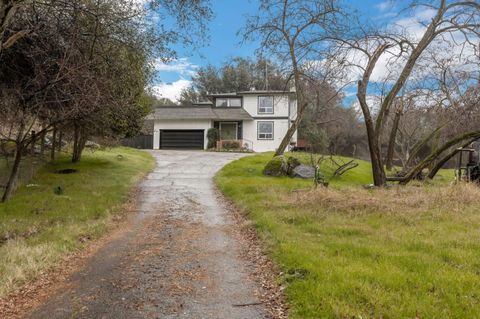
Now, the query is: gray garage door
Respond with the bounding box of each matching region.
[160,130,204,149]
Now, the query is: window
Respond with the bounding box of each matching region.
[258,121,274,140]
[258,96,274,114]
[216,98,228,107]
[229,98,242,107]
[215,97,242,107]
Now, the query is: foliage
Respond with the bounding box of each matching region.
[207,128,219,149]
[0,147,155,298]
[219,140,242,150]
[0,0,212,201]
[178,57,287,105]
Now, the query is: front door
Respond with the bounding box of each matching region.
[219,122,237,140]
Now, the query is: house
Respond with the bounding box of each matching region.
[146,90,298,152]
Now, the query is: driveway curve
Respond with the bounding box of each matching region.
[27,150,270,319]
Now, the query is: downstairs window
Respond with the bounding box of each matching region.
[258,121,274,140]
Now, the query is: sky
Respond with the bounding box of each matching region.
[150,0,452,103]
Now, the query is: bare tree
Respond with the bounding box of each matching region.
[243,0,347,157]
[334,0,479,186]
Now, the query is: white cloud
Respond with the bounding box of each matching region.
[393,8,437,40]
[151,79,192,102]
[376,1,393,12]
[154,58,199,77]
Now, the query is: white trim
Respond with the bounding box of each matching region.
[219,122,238,140]
[257,121,274,140]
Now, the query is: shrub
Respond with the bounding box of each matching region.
[207,128,219,149]
[221,140,241,150]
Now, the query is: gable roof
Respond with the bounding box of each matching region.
[146,106,253,121]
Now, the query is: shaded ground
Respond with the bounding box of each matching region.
[26,150,272,319]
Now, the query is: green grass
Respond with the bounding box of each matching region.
[215,152,480,318]
[0,147,155,297]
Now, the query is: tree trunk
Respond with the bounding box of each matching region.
[368,132,386,186]
[72,123,86,163]
[40,129,46,155]
[427,138,478,180]
[274,102,306,156]
[58,130,63,152]
[385,110,402,171]
[72,123,79,162]
[72,138,86,163]
[397,131,480,185]
[30,130,36,155]
[51,125,57,161]
[2,144,22,202]
[362,103,386,186]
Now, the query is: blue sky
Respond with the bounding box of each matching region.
[152,0,403,102]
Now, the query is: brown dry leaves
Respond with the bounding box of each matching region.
[225,200,288,319]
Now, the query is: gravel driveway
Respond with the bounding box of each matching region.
[27,150,270,319]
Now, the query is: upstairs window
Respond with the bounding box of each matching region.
[258,96,274,114]
[215,98,242,107]
[216,98,228,107]
[229,98,242,107]
[258,121,274,140]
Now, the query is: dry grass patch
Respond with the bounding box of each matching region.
[286,183,480,216]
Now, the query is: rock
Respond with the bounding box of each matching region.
[286,156,301,176]
[263,156,287,176]
[292,164,316,179]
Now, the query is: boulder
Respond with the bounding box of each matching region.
[263,156,287,176]
[292,164,316,179]
[286,156,301,176]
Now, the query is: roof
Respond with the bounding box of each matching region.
[213,108,252,120]
[206,92,239,98]
[237,90,296,95]
[207,90,295,97]
[146,106,253,121]
[193,101,213,106]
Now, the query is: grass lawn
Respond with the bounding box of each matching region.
[0,147,155,298]
[215,152,480,318]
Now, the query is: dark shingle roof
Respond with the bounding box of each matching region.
[213,108,252,120]
[146,106,252,121]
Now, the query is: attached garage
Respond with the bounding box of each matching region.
[147,106,253,150]
[160,130,204,150]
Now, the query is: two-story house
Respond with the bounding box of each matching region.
[147,90,298,152]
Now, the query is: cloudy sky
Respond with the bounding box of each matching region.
[150,0,446,103]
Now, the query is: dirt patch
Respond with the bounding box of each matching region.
[55,168,78,174]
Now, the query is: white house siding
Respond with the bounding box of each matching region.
[241,93,297,153]
[243,119,296,153]
[153,120,212,150]
[242,95,290,117]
